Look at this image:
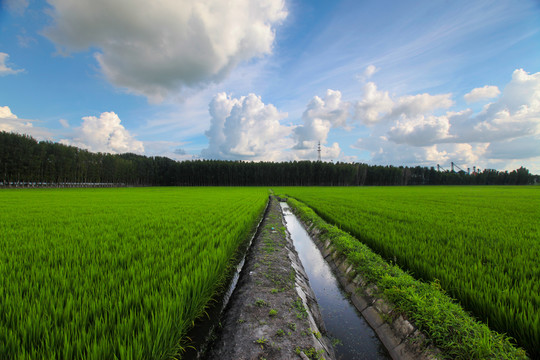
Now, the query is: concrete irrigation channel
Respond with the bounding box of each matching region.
[192,196,436,359]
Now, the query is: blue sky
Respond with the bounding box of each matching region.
[1,0,539,173]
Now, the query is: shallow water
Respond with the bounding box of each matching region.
[280,202,390,360]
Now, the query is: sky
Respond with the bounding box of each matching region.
[1,0,539,173]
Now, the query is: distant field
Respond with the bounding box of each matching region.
[0,187,268,360]
[277,186,539,357]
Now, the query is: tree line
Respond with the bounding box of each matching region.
[1,131,536,187]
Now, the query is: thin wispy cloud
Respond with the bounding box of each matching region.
[0,53,24,76]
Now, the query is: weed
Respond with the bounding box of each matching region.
[255,337,268,349]
[255,299,267,307]
[292,298,308,319]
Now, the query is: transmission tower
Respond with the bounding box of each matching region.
[317,141,321,162]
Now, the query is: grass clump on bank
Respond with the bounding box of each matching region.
[286,196,528,360]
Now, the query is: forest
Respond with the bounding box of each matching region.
[0,131,536,186]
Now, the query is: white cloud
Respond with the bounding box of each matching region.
[391,92,454,119]
[293,89,349,151]
[0,106,17,120]
[356,64,379,82]
[353,82,394,125]
[0,106,51,139]
[59,119,70,128]
[460,69,540,143]
[0,53,24,76]
[352,68,540,173]
[354,136,448,166]
[61,112,144,154]
[44,0,287,102]
[202,93,292,160]
[202,90,348,162]
[353,82,453,126]
[354,136,488,169]
[387,114,451,146]
[364,65,378,79]
[464,85,500,103]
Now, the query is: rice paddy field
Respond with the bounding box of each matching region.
[277,186,540,358]
[0,187,268,360]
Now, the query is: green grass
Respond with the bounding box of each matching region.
[0,187,268,359]
[277,186,538,358]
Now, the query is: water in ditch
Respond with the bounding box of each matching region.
[280,202,391,360]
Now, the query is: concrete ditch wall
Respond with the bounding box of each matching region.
[287,202,442,360]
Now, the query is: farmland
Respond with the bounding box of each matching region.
[278,186,539,358]
[0,187,268,360]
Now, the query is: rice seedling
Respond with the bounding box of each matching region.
[0,187,268,359]
[278,186,539,358]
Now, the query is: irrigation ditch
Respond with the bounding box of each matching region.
[280,199,441,360]
[185,196,439,360]
[205,196,334,360]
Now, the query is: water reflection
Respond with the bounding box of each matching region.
[280,203,390,360]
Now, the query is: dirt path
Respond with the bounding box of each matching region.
[207,197,334,360]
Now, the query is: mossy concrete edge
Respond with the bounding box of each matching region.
[285,199,441,360]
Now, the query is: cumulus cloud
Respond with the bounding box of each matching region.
[43,0,287,101]
[353,68,540,172]
[387,115,451,146]
[355,135,488,169]
[0,106,51,139]
[0,53,24,76]
[462,69,540,143]
[353,82,393,125]
[464,85,500,103]
[202,90,349,162]
[353,81,453,127]
[0,106,17,120]
[293,89,349,151]
[202,93,292,160]
[354,136,449,166]
[61,112,144,154]
[391,93,454,119]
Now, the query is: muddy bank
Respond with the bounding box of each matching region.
[208,197,334,360]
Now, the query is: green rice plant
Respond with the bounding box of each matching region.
[286,195,530,359]
[0,187,268,359]
[277,186,538,359]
